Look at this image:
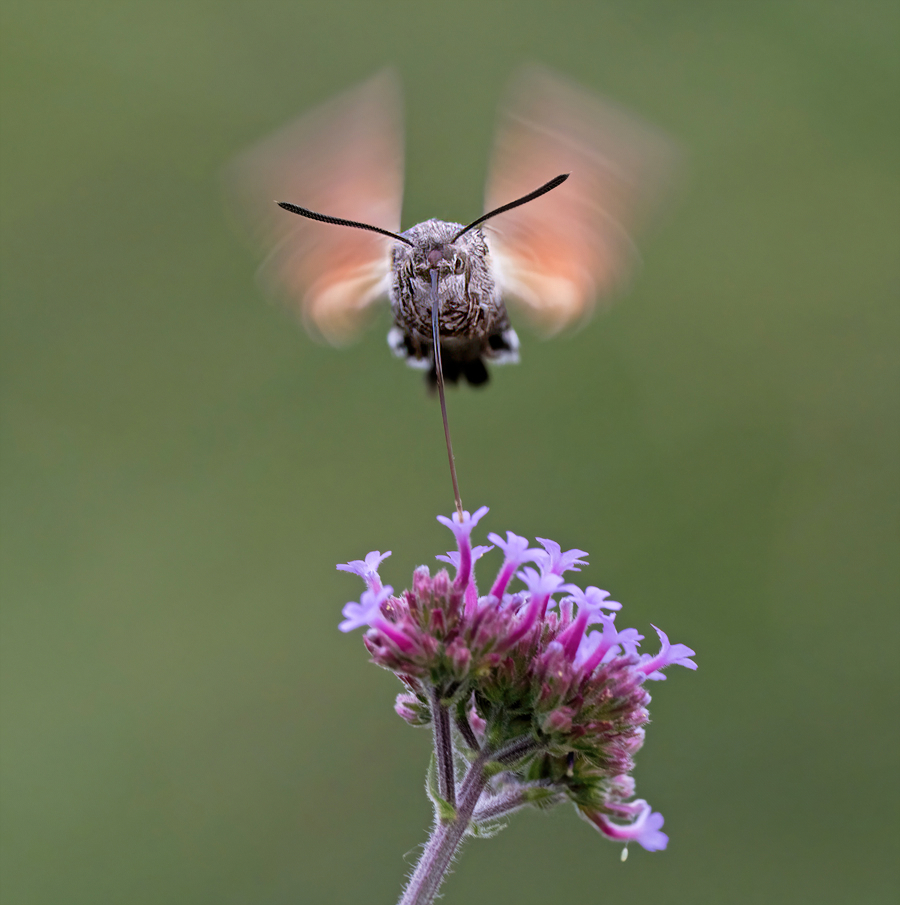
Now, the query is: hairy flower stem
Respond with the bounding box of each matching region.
[473,787,566,823]
[454,713,480,751]
[493,734,542,765]
[398,750,491,905]
[430,687,455,807]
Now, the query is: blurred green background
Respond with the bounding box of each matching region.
[2,1,897,903]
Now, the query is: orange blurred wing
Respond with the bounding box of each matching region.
[486,67,675,335]
[227,70,404,345]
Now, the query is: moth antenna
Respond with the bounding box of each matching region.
[451,173,569,242]
[430,269,463,519]
[276,201,414,246]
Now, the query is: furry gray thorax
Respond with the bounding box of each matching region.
[388,220,519,387]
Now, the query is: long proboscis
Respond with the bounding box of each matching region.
[430,269,463,519]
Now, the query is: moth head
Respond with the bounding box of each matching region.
[392,220,488,281]
[425,244,467,274]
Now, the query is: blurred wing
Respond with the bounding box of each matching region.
[226,70,403,345]
[486,66,675,335]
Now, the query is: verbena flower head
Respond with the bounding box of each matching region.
[338,506,696,852]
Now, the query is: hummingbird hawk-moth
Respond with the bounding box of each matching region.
[228,67,673,388]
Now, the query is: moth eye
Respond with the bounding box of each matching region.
[454,256,465,274]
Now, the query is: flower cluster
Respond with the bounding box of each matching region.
[338,506,696,852]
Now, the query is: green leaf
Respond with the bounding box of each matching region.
[467,818,509,839]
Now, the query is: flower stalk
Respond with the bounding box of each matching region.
[399,746,492,905]
[429,686,456,809]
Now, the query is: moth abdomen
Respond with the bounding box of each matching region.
[387,324,520,389]
[430,354,490,389]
